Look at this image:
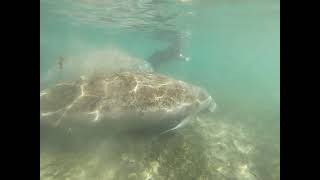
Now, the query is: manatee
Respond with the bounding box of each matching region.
[40,71,215,135]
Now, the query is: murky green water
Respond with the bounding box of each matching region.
[40,0,279,179]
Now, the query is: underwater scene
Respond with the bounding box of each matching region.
[40,0,280,179]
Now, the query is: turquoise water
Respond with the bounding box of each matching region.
[40,0,279,179]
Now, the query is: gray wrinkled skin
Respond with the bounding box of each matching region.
[40,71,214,135]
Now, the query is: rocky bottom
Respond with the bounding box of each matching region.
[40,114,279,180]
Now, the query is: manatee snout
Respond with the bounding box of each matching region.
[195,87,216,113]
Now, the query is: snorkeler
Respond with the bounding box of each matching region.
[58,56,65,70]
[147,30,190,70]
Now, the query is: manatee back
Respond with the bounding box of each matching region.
[40,72,212,135]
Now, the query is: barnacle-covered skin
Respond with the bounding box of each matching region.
[40,71,213,134]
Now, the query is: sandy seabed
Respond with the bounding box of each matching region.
[40,113,279,180]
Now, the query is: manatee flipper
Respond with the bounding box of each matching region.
[159,116,193,135]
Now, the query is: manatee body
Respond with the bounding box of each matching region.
[40,71,214,135]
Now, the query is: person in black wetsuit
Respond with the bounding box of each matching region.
[58,56,65,70]
[147,30,190,70]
